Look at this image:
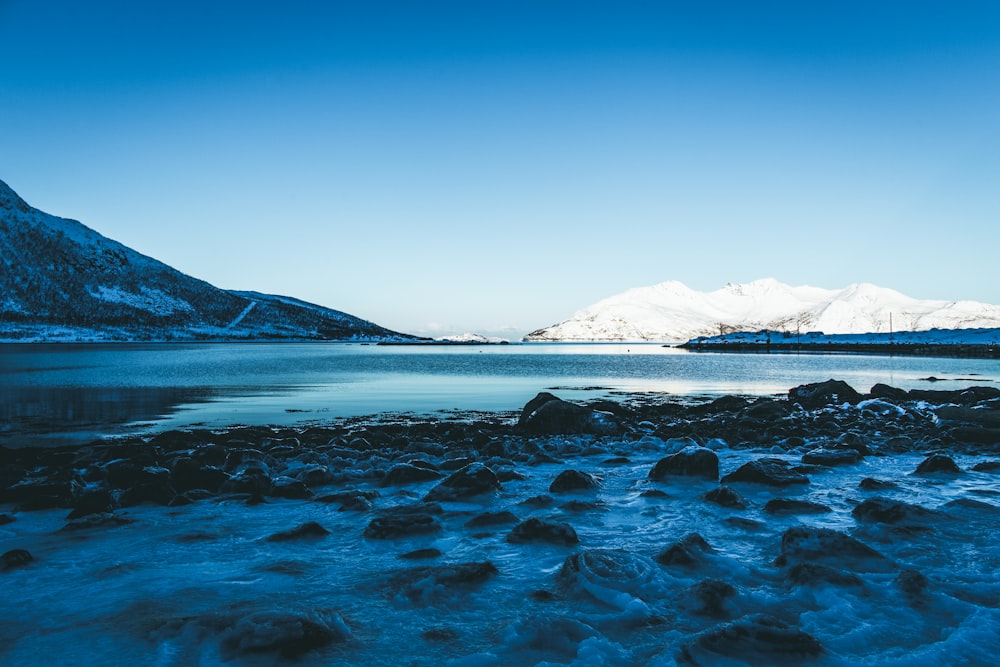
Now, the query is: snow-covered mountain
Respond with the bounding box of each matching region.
[0,178,415,342]
[524,278,1000,342]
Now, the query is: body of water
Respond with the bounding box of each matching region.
[2,342,999,446]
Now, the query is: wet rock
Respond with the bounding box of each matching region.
[465,510,519,528]
[549,469,599,493]
[2,478,72,510]
[560,499,604,512]
[915,454,962,474]
[656,533,714,567]
[517,392,622,436]
[118,466,174,507]
[601,456,631,465]
[422,626,459,641]
[0,514,13,526]
[169,457,229,493]
[775,526,892,572]
[687,579,737,617]
[60,512,134,531]
[67,487,115,519]
[382,464,443,486]
[852,497,938,525]
[641,489,669,499]
[679,614,823,665]
[269,477,313,500]
[399,548,443,560]
[896,569,929,599]
[789,379,862,408]
[507,518,579,546]
[2,549,33,571]
[423,463,501,502]
[801,447,862,466]
[266,522,330,542]
[701,485,746,509]
[649,447,719,481]
[222,467,271,496]
[315,489,380,508]
[220,610,349,658]
[364,508,443,539]
[557,549,658,606]
[972,460,1000,473]
[869,383,909,402]
[392,561,499,604]
[764,498,831,515]
[744,399,792,420]
[787,563,863,588]
[521,494,554,508]
[859,477,898,491]
[721,458,809,487]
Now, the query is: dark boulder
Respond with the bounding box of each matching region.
[869,383,909,402]
[787,563,863,588]
[801,447,862,466]
[721,458,809,487]
[391,562,499,604]
[896,569,929,599]
[701,485,746,509]
[169,457,229,493]
[382,464,443,486]
[656,533,714,567]
[118,466,175,507]
[517,392,621,436]
[852,497,938,525]
[764,498,831,515]
[221,467,271,496]
[266,522,330,542]
[364,505,443,539]
[679,614,823,665]
[269,477,313,500]
[649,447,719,481]
[67,487,115,519]
[789,379,862,408]
[2,478,72,510]
[687,579,737,617]
[465,511,519,528]
[972,461,1000,473]
[507,518,579,546]
[915,454,962,474]
[423,463,500,502]
[549,469,599,493]
[775,526,892,572]
[399,548,443,560]
[744,399,793,421]
[2,548,33,571]
[859,477,898,491]
[220,610,349,658]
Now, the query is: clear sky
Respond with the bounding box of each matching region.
[2,1,999,339]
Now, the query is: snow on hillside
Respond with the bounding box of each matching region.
[525,278,1000,342]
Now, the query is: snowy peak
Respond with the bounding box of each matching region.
[0,178,415,342]
[525,279,1000,342]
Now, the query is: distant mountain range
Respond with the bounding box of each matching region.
[525,278,1000,342]
[0,179,415,342]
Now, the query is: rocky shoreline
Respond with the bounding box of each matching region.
[3,381,1000,664]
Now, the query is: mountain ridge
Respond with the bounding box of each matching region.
[0,179,415,342]
[524,278,1000,342]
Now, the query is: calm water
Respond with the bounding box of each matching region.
[2,342,999,446]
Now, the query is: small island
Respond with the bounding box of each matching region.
[677,328,1000,358]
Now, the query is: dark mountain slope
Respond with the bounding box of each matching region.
[0,179,413,341]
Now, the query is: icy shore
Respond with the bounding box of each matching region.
[2,382,1000,666]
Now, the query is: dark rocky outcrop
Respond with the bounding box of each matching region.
[687,579,737,617]
[517,392,621,436]
[423,463,501,502]
[721,458,809,487]
[2,549,33,571]
[364,505,443,539]
[507,518,579,546]
[266,522,330,542]
[220,610,349,658]
[775,526,892,573]
[851,497,938,525]
[701,485,747,509]
[787,563,863,588]
[549,469,599,493]
[763,498,831,515]
[656,533,714,567]
[382,463,443,486]
[789,379,862,408]
[679,614,823,665]
[859,477,898,491]
[465,511,519,528]
[915,454,962,474]
[649,447,719,481]
[801,447,862,466]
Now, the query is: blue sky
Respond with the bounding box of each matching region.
[2,1,999,338]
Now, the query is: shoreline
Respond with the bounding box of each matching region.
[3,381,1000,664]
[676,340,1000,359]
